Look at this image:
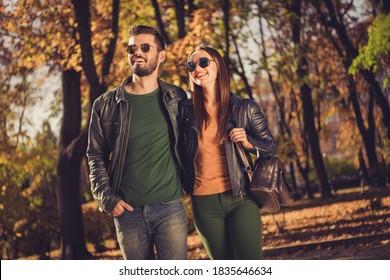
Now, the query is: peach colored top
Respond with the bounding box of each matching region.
[194,107,231,195]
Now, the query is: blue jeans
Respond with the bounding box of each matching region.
[113,198,188,260]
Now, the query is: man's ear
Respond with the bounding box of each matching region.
[159,50,166,62]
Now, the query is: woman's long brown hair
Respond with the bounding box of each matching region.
[187,47,230,144]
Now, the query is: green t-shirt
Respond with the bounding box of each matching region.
[119,88,182,206]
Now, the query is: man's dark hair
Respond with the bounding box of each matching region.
[128,25,166,51]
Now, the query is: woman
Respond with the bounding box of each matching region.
[180,46,277,259]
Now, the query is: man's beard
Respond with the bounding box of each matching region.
[131,56,158,77]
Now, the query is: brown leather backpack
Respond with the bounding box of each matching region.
[236,143,296,213]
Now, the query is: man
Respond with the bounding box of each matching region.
[86,25,188,260]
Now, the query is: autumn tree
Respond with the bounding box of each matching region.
[55,0,121,259]
[249,0,333,197]
[289,0,331,198]
[311,0,389,185]
[316,0,390,141]
[2,0,122,258]
[252,0,303,195]
[1,2,61,259]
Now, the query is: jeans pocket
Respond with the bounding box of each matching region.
[112,209,128,220]
[160,197,183,205]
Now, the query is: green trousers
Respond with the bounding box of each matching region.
[191,190,262,260]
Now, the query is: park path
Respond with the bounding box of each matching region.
[186,188,390,260]
[92,188,390,260]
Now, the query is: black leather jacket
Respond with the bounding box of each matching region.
[179,95,277,196]
[86,77,187,215]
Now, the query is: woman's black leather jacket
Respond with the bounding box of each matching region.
[179,95,277,197]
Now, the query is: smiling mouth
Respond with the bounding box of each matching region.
[196,72,207,79]
[132,57,146,65]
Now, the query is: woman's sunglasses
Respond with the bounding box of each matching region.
[126,43,158,55]
[185,57,215,72]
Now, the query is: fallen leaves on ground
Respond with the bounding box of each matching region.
[91,188,390,260]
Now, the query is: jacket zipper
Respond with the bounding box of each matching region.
[225,139,242,197]
[114,101,132,195]
[163,92,185,171]
[189,122,199,191]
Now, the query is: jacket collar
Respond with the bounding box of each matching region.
[229,95,242,123]
[230,94,243,108]
[115,76,178,103]
[182,93,243,108]
[182,94,242,130]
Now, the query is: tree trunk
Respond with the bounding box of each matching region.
[300,81,332,198]
[290,85,314,197]
[288,162,299,198]
[173,0,186,39]
[57,69,90,259]
[221,0,231,74]
[231,33,253,99]
[360,69,390,140]
[187,0,197,17]
[71,0,100,100]
[291,0,331,198]
[348,76,378,167]
[101,0,119,83]
[151,0,172,44]
[296,158,313,199]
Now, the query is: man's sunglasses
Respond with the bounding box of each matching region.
[185,57,215,72]
[126,43,158,55]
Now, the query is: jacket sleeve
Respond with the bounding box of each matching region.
[245,99,277,157]
[86,99,121,215]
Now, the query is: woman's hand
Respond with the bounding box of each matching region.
[229,128,254,148]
